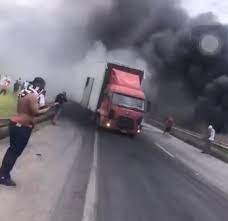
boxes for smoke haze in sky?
[1,0,228,131]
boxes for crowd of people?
[0,76,28,96]
[0,76,68,186]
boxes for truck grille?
[116,117,134,130]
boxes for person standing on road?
[202,125,215,154]
[163,116,174,135]
[52,92,68,125]
[0,77,50,186]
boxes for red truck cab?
[96,63,146,136]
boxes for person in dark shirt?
[163,116,174,135]
[52,92,67,125]
[13,80,20,95]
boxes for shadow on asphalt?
[62,101,95,128]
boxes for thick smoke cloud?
[0,0,113,97]
[89,0,228,132]
[0,0,150,100]
[1,0,228,131]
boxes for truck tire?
[96,114,101,129]
[129,133,136,139]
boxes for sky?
[0,0,60,9]
[0,0,227,23]
[181,0,228,23]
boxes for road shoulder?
[0,120,83,221]
[143,124,228,197]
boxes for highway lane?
[97,129,228,221]
[38,103,228,221]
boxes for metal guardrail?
[147,118,228,160]
[0,111,55,140]
[0,119,9,128]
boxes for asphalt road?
[49,104,228,221]
[6,103,228,221]
[96,129,228,221]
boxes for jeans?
[0,122,32,179]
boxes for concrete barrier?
[147,119,228,163]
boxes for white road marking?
[142,127,153,131]
[142,123,155,130]
[142,124,162,134]
[81,132,99,221]
[155,142,175,158]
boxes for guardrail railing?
[0,111,55,140]
[146,118,228,162]
[0,119,9,128]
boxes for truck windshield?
[112,93,144,111]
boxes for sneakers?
[0,176,16,187]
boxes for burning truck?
[80,63,150,136]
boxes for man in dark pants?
[202,125,215,154]
[52,92,68,125]
[0,77,50,186]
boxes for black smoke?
[1,1,228,132]
[88,0,228,132]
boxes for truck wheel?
[129,133,136,139]
[96,115,101,129]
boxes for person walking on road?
[0,77,50,186]
[163,116,174,135]
[52,92,68,125]
[202,125,215,154]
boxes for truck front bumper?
[101,118,141,135]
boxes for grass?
[0,93,17,118]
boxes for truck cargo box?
[80,62,144,112]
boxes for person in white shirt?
[22,80,29,90]
[202,125,215,154]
